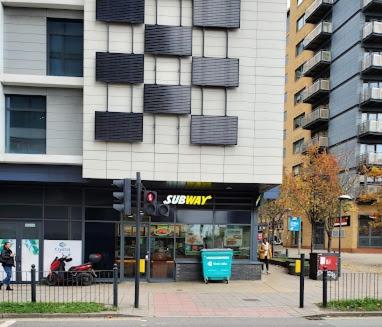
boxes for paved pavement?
[1,317,382,327]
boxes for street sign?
[288,217,301,232]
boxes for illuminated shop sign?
[163,195,213,206]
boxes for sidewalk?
[118,266,324,318]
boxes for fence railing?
[0,265,118,307]
[328,272,381,302]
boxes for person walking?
[0,242,15,291]
[259,238,272,274]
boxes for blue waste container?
[201,248,233,284]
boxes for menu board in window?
[224,228,243,247]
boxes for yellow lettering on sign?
[194,197,201,205]
[186,196,197,205]
[202,195,212,205]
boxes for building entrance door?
[0,221,41,282]
[313,222,325,250]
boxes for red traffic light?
[146,191,156,203]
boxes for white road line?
[0,321,16,327]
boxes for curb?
[0,313,144,319]
[305,311,382,319]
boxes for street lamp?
[338,194,352,277]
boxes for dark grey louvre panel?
[144,85,191,115]
[145,25,192,56]
[193,0,240,29]
[192,57,239,88]
[191,115,238,145]
[95,111,143,142]
[96,53,144,84]
[96,0,144,24]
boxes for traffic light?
[112,179,131,215]
[143,190,170,217]
[144,191,157,215]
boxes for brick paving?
[118,266,324,318]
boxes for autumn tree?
[281,147,344,252]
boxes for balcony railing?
[304,21,332,51]
[360,87,382,109]
[302,106,329,130]
[362,53,382,76]
[363,21,382,43]
[302,79,330,104]
[359,152,382,166]
[363,0,382,13]
[302,136,329,153]
[302,50,331,77]
[358,120,382,135]
[306,0,334,24]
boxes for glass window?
[70,221,82,240]
[295,64,304,80]
[176,210,213,224]
[293,113,305,129]
[45,206,69,220]
[214,225,251,259]
[293,164,302,176]
[175,224,213,258]
[5,95,46,154]
[293,138,304,154]
[296,40,304,56]
[296,15,305,31]
[47,18,83,77]
[44,220,69,240]
[85,207,120,221]
[45,188,82,205]
[294,88,305,104]
[0,205,42,219]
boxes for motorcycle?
[46,253,102,286]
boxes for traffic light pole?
[134,172,142,309]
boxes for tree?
[281,147,344,252]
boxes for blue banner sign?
[288,217,301,232]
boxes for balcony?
[302,51,331,78]
[302,106,329,130]
[304,21,332,51]
[305,0,334,24]
[363,21,382,45]
[360,87,382,110]
[302,79,330,104]
[358,152,382,166]
[363,0,382,13]
[362,53,382,77]
[358,120,382,144]
[302,136,329,153]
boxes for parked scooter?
[46,253,102,286]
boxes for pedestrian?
[259,238,272,274]
[0,242,15,291]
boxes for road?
[1,317,382,327]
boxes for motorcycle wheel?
[46,273,58,286]
[78,272,94,286]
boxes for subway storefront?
[0,181,262,281]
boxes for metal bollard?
[286,248,289,258]
[31,264,36,303]
[299,253,305,308]
[113,264,118,308]
[322,269,328,308]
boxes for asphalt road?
[1,317,382,327]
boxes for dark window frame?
[293,113,305,129]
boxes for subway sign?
[163,195,213,206]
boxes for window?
[296,40,304,57]
[297,0,304,6]
[286,12,290,33]
[293,138,304,154]
[293,113,305,129]
[47,18,83,77]
[292,164,302,176]
[294,88,305,104]
[284,111,287,121]
[5,95,46,154]
[295,64,304,80]
[285,73,288,84]
[284,92,288,103]
[283,129,287,140]
[296,15,305,31]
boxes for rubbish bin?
[201,248,233,284]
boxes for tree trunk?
[327,232,332,253]
[310,223,314,253]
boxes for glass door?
[149,224,175,281]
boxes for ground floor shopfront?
[0,178,264,281]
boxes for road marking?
[0,321,16,327]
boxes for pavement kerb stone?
[0,313,144,319]
[305,311,382,319]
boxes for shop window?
[85,207,120,221]
[0,205,42,219]
[214,225,251,259]
[5,95,46,154]
[85,189,114,206]
[175,224,214,258]
[176,210,213,224]
[47,18,83,77]
[0,186,43,204]
[214,211,251,224]
[71,207,83,220]
[70,221,82,240]
[45,187,82,205]
[44,206,69,219]
[44,220,69,240]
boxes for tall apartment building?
[0,0,286,281]
[284,0,382,253]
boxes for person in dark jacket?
[0,242,15,291]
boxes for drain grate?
[243,298,260,302]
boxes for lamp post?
[338,194,352,277]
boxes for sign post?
[288,217,302,255]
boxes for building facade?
[284,0,382,252]
[0,0,286,281]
